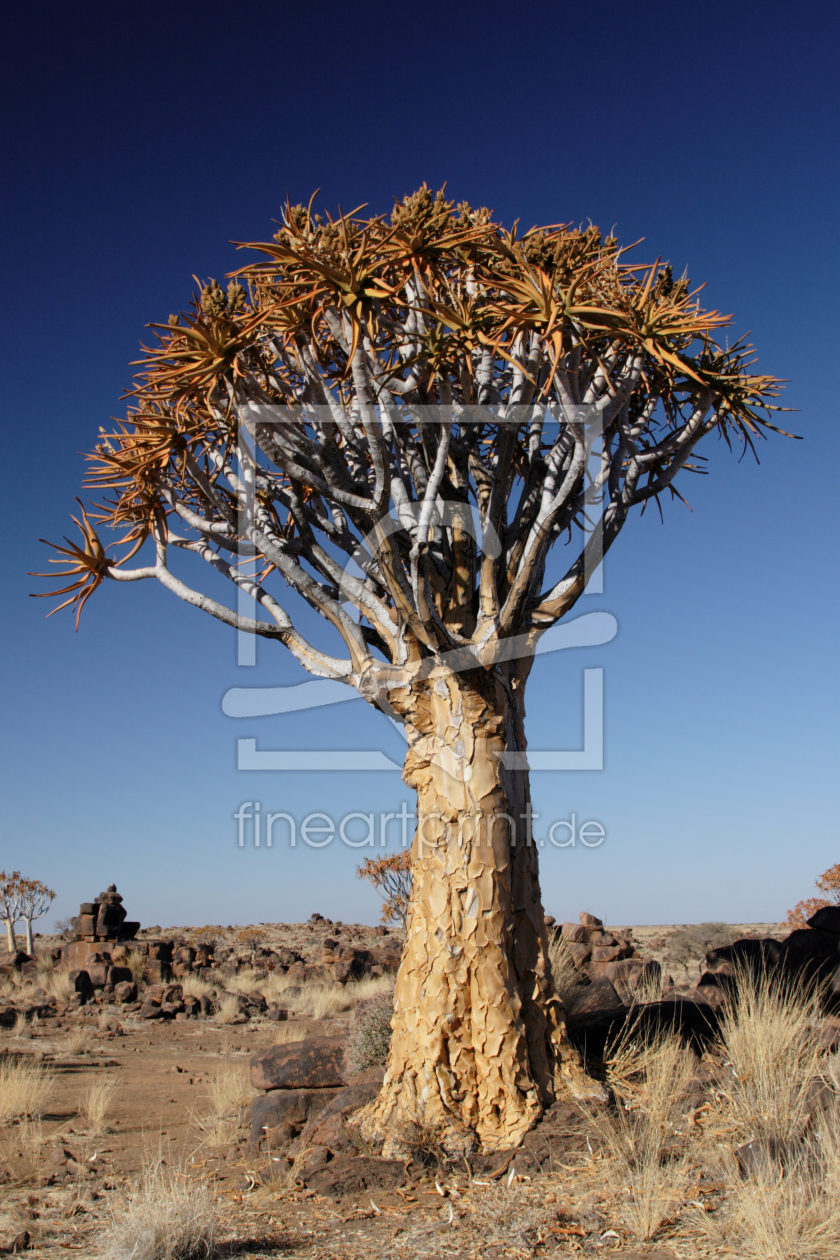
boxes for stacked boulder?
[62,885,140,971]
[554,911,658,1006]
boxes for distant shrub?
[664,922,737,977]
[344,985,394,1079]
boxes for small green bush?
[344,986,394,1078]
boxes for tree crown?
[34,186,789,705]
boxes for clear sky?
[1,0,837,933]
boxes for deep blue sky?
[2,1,837,932]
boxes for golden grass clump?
[196,1063,254,1148]
[0,1119,45,1189]
[0,1056,54,1122]
[80,1076,117,1133]
[259,971,293,1003]
[181,974,213,1000]
[45,969,72,1002]
[273,1019,326,1044]
[294,982,352,1019]
[547,933,585,1008]
[62,1025,91,1057]
[223,969,264,996]
[214,994,240,1025]
[345,973,395,1003]
[597,1023,698,1242]
[125,950,147,985]
[717,963,824,1143]
[100,1158,216,1260]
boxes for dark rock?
[808,906,840,933]
[251,1036,347,1091]
[107,965,133,987]
[68,969,93,1001]
[301,1078,385,1157]
[694,983,725,1009]
[508,1099,590,1175]
[113,981,137,1004]
[634,998,719,1048]
[561,923,589,943]
[304,1155,405,1196]
[347,1064,386,1086]
[580,912,603,929]
[250,1087,340,1147]
[0,950,32,975]
[705,937,784,976]
[568,978,624,1015]
[589,958,645,1003]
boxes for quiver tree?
[18,880,56,955]
[0,871,23,953]
[34,187,789,1153]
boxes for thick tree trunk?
[3,920,15,953]
[358,664,602,1157]
[24,920,34,955]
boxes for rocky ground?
[4,913,833,1260]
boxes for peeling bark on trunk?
[358,663,602,1156]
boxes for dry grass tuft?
[223,969,264,996]
[62,1025,90,1057]
[196,1062,254,1148]
[259,972,293,1004]
[100,1157,216,1260]
[294,983,352,1019]
[345,973,395,1003]
[80,1077,117,1133]
[717,964,824,1144]
[45,969,72,1002]
[597,1025,698,1241]
[344,986,393,1078]
[12,1011,29,1036]
[125,950,147,985]
[548,934,585,1008]
[214,994,240,1025]
[181,974,213,1000]
[0,1056,54,1121]
[272,1019,326,1044]
[0,1119,44,1188]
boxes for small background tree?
[786,864,840,929]
[0,871,23,953]
[235,926,268,962]
[17,880,56,955]
[356,852,412,929]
